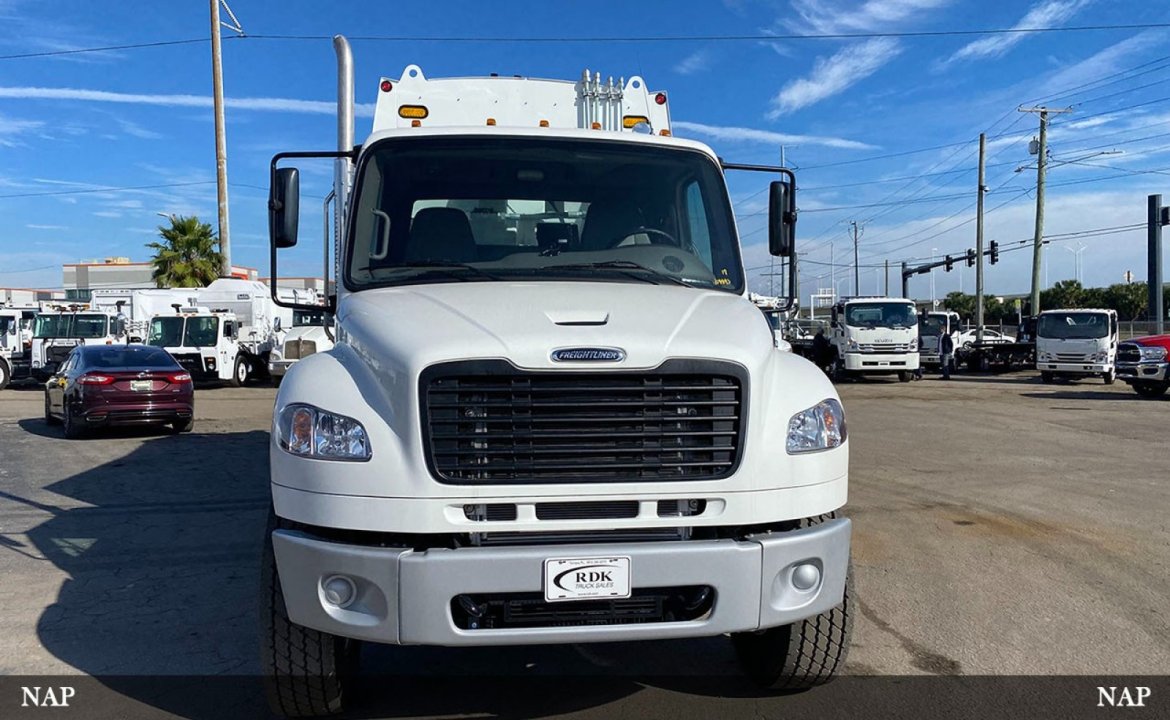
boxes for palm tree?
[146,215,223,288]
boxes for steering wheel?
[609,227,700,256]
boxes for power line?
[241,24,1170,43]
[0,38,211,61]
[1028,54,1170,106]
[0,181,216,200]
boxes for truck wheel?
[231,356,249,388]
[0,358,9,390]
[1102,369,1116,385]
[1040,372,1054,384]
[1134,381,1169,398]
[733,559,853,690]
[898,371,913,383]
[261,513,359,717]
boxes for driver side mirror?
[768,180,796,258]
[273,317,282,333]
[269,167,301,249]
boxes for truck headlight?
[1091,351,1108,362]
[270,348,283,361]
[787,398,847,454]
[1141,346,1168,361]
[277,403,371,461]
[1038,351,1053,361]
[847,339,859,351]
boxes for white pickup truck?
[259,37,852,716]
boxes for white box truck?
[1035,308,1118,384]
[260,37,852,716]
[828,296,920,382]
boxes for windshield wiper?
[541,260,693,288]
[357,261,500,281]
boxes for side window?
[223,321,233,338]
[683,180,714,269]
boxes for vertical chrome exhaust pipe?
[332,35,354,286]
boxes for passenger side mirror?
[273,317,282,332]
[269,167,301,249]
[768,180,796,258]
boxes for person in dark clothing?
[939,332,955,380]
[811,329,831,373]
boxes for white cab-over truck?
[261,37,851,716]
[829,297,919,382]
[1035,308,1118,384]
[0,306,36,389]
[918,310,960,372]
[29,306,124,381]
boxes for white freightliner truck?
[828,296,920,382]
[261,38,851,716]
[1035,308,1118,384]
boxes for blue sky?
[2,0,1169,304]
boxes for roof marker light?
[659,129,672,136]
[655,92,667,105]
[398,105,428,119]
[379,80,393,93]
[539,119,549,127]
[411,119,421,127]
[622,115,649,129]
[486,118,497,126]
[591,122,601,130]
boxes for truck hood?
[338,282,773,375]
[1124,334,1170,350]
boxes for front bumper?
[271,517,851,646]
[268,359,294,377]
[1036,361,1111,374]
[843,352,919,372]
[1116,361,1169,383]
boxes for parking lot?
[1,375,1168,717]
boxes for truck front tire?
[231,356,249,388]
[0,358,10,390]
[261,514,360,718]
[733,560,853,690]
[1102,369,1116,385]
[1133,381,1169,398]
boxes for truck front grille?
[421,359,746,485]
[283,339,316,360]
[1117,344,1142,364]
[451,585,715,629]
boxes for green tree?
[146,215,222,288]
[1041,279,1084,309]
[1103,283,1147,320]
[943,291,976,321]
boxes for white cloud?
[674,120,877,149]
[785,0,952,34]
[26,224,68,230]
[768,37,902,116]
[0,113,44,147]
[92,211,122,218]
[944,0,1092,66]
[115,117,163,140]
[0,86,378,118]
[674,50,711,75]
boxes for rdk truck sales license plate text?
[543,556,631,602]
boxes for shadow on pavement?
[17,417,188,440]
[26,428,795,719]
[1019,389,1158,402]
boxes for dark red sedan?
[44,344,195,438]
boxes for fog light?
[322,575,356,608]
[791,563,821,591]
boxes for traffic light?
[989,240,999,264]
[965,248,976,267]
[945,255,954,272]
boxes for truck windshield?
[844,303,916,329]
[293,310,327,327]
[148,317,184,347]
[33,313,108,339]
[1037,312,1110,339]
[184,316,219,347]
[920,316,945,337]
[345,137,743,292]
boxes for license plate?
[543,556,631,602]
[130,380,152,392]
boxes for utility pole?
[1019,106,1071,315]
[975,132,986,344]
[850,221,861,296]
[1149,194,1167,335]
[209,1,243,278]
[884,258,889,296]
